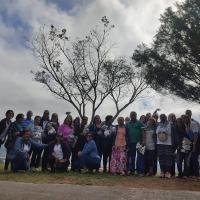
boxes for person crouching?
[75,132,100,172]
[8,130,47,172]
[48,134,71,173]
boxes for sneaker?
[30,167,36,172]
[35,168,40,172]
[165,172,171,179]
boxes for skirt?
[110,145,127,174]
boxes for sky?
[0,0,199,122]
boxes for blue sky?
[0,0,199,121]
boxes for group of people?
[0,108,199,179]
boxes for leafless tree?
[30,17,148,123]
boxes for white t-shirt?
[23,144,30,153]
[156,122,172,145]
[53,144,63,160]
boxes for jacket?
[48,141,71,161]
[7,137,46,161]
[0,118,11,143]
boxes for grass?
[0,162,200,191]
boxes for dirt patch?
[55,175,200,191]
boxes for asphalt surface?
[0,181,200,200]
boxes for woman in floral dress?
[110,117,127,175]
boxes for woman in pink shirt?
[58,115,73,144]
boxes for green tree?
[132,0,200,103]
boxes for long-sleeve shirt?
[82,139,100,159]
[125,120,143,144]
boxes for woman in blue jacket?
[75,132,100,172]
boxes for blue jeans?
[190,151,199,177]
[136,151,145,174]
[75,154,100,170]
[128,143,136,172]
[12,152,29,172]
[177,151,191,176]
[128,143,144,173]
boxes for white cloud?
[0,0,199,122]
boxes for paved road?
[0,181,200,200]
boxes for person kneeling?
[8,130,46,172]
[76,132,100,172]
[48,134,71,172]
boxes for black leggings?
[102,146,112,172]
[30,149,43,168]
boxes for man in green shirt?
[126,111,143,174]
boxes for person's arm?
[30,138,47,150]
[62,143,71,161]
[0,120,4,135]
[81,141,93,155]
[125,124,129,145]
[13,137,25,154]
[190,122,199,152]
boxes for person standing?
[30,116,44,171]
[176,117,191,178]
[144,117,157,176]
[126,111,143,175]
[184,114,199,178]
[42,113,59,171]
[0,110,14,148]
[22,111,34,130]
[71,117,82,171]
[58,115,73,144]
[168,113,178,177]
[110,117,127,175]
[101,115,116,172]
[40,110,50,130]
[71,116,88,171]
[156,114,174,178]
[89,115,103,160]
[4,113,24,171]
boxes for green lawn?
[0,164,200,191]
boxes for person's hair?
[6,110,14,116]
[93,115,101,124]
[27,110,33,114]
[22,129,31,135]
[130,111,137,115]
[160,114,167,119]
[117,117,124,124]
[16,113,24,121]
[86,132,94,138]
[34,116,41,120]
[73,117,80,125]
[148,117,156,126]
[140,115,146,121]
[64,115,73,126]
[184,115,191,122]
[51,113,58,122]
[125,117,130,121]
[82,116,88,121]
[55,133,63,142]
[105,115,113,123]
